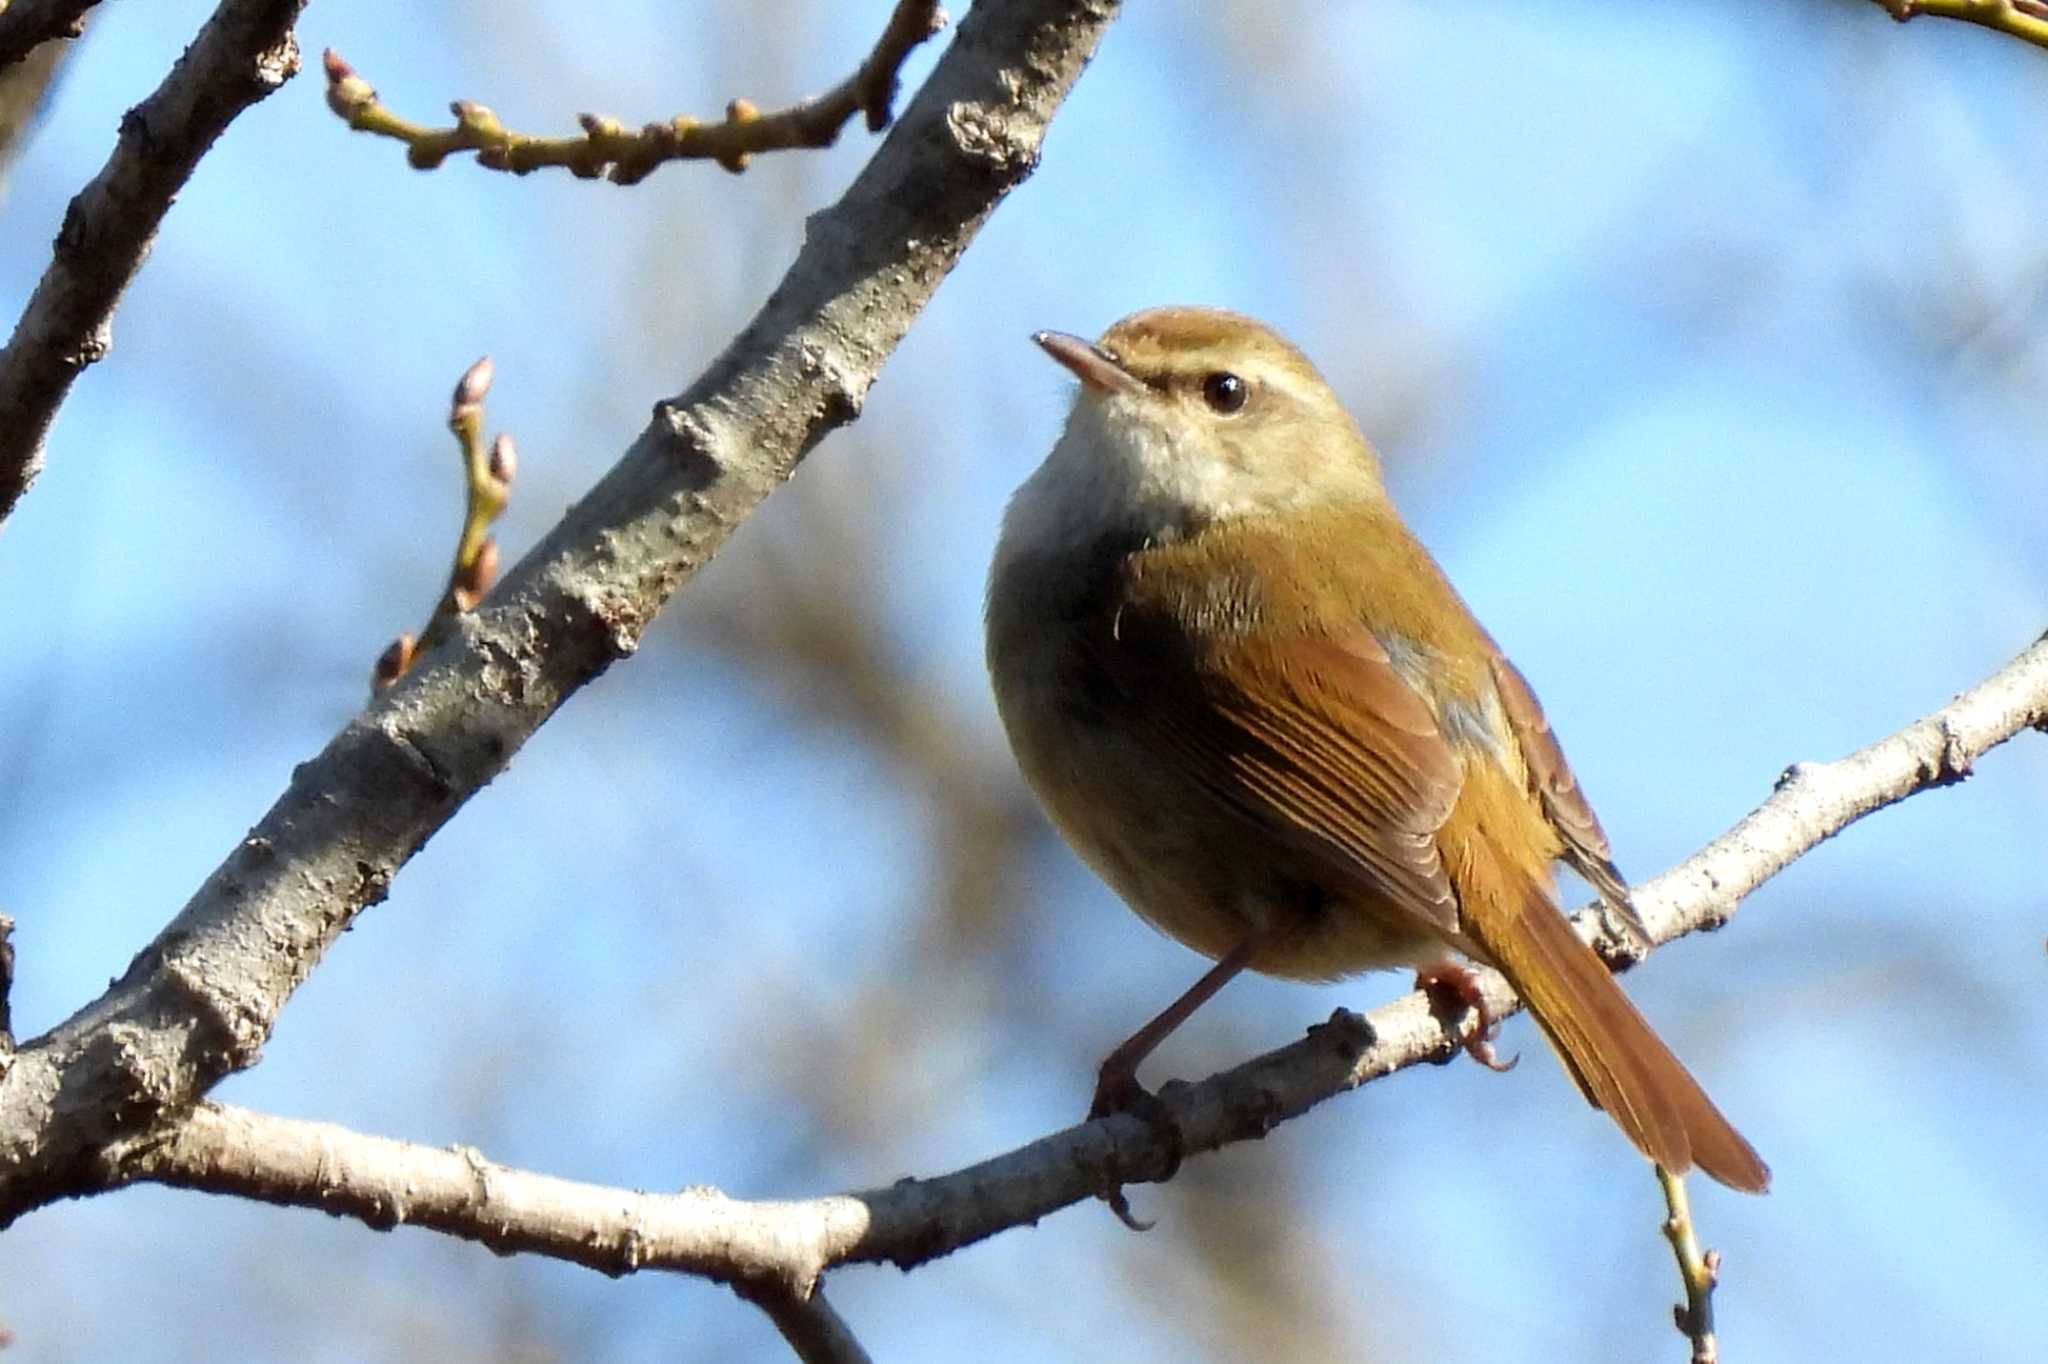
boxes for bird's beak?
[1033,330,1145,395]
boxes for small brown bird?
[985,306,1768,1192]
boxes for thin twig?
[0,0,306,530]
[735,1283,873,1364]
[1659,1166,1719,1364]
[1877,0,2048,51]
[324,0,948,184]
[373,359,516,691]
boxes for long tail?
[1464,889,1771,1194]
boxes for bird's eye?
[1200,371,1249,414]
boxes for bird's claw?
[1415,961,1519,1072]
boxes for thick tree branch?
[108,633,2048,1298]
[0,0,1121,1226]
[0,0,306,528]
[123,1103,876,1360]
[120,1103,871,1311]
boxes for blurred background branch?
[0,0,102,70]
[0,37,72,188]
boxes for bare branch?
[0,0,1122,1227]
[108,633,2048,1300]
[1659,1166,1721,1364]
[1626,628,2048,950]
[0,0,305,529]
[122,1103,870,1291]
[128,1102,885,1356]
[1877,0,2048,51]
[323,0,949,184]
[728,1284,871,1364]
[0,0,101,71]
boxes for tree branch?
[1877,0,2048,52]
[120,1102,868,1297]
[0,0,101,71]
[736,1284,872,1364]
[0,0,1122,1226]
[371,358,517,691]
[0,0,307,528]
[322,0,949,184]
[107,632,2048,1304]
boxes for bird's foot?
[1088,1057,1149,1121]
[1086,1058,1184,1231]
[1415,961,1519,1072]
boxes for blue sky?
[3,2,2045,1360]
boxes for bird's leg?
[1415,960,1519,1073]
[1091,933,1263,1119]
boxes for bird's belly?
[999,686,1441,983]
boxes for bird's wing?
[1098,609,1466,938]
[1484,652,1645,938]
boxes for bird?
[984,305,1768,1193]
